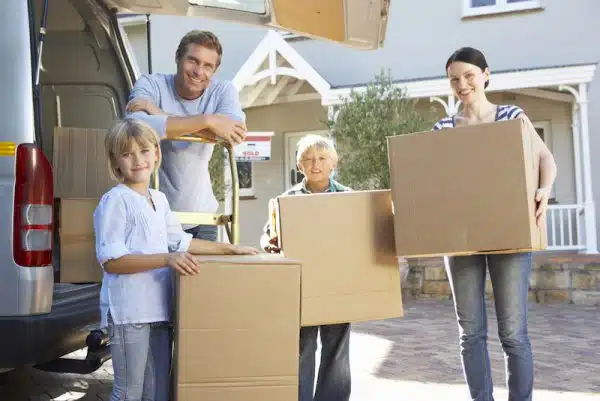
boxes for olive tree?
[328,70,435,190]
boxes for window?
[463,0,542,17]
[236,161,254,197]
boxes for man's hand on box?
[207,114,246,146]
[126,98,165,115]
[535,187,551,227]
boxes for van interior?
[34,0,130,281]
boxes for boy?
[260,134,351,401]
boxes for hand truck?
[151,134,240,244]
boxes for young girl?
[433,47,557,401]
[93,118,258,401]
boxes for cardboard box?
[58,198,102,283]
[53,127,114,198]
[276,189,403,326]
[174,254,301,401]
[387,118,547,258]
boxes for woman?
[433,47,557,401]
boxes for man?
[126,30,246,241]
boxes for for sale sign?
[234,132,274,161]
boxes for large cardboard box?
[387,118,547,258]
[58,198,102,283]
[174,254,301,401]
[53,127,113,198]
[275,189,403,326]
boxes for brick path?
[1,300,598,401]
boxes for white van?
[0,0,389,372]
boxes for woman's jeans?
[445,253,533,401]
[108,313,172,401]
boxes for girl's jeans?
[107,313,172,401]
[445,253,534,401]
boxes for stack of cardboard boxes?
[52,117,546,401]
[53,127,112,283]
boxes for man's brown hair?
[175,30,223,67]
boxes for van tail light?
[13,144,53,267]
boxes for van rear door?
[102,0,390,50]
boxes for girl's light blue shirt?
[93,184,193,328]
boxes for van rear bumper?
[0,283,101,369]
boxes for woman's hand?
[168,252,201,275]
[535,187,551,227]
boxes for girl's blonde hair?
[105,118,162,182]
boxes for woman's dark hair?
[445,47,490,88]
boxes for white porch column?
[429,96,450,115]
[560,83,597,253]
[571,104,583,205]
[578,83,598,253]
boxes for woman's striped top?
[432,104,524,131]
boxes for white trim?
[323,64,597,106]
[462,0,543,18]
[233,30,330,98]
[509,88,573,103]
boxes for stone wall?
[402,256,600,306]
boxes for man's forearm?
[165,115,213,140]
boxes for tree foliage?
[328,70,435,190]
[209,143,226,202]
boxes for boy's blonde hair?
[296,134,338,165]
[105,118,162,182]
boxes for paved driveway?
[1,300,598,400]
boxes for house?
[118,1,600,260]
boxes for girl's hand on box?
[228,245,260,255]
[168,252,201,275]
[535,187,551,227]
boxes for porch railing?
[546,204,585,251]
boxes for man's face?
[177,44,220,98]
